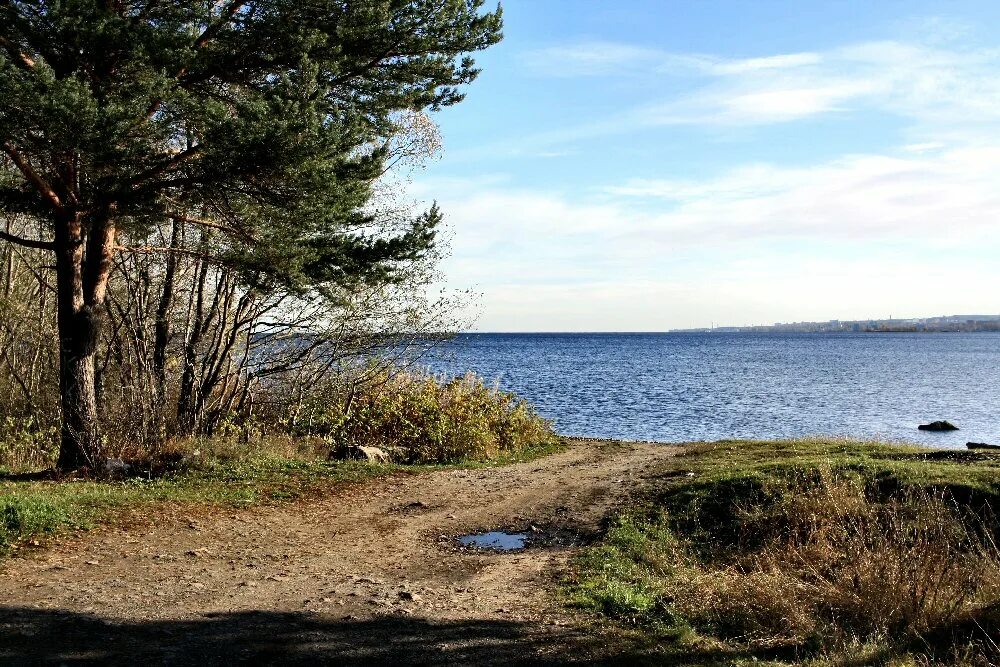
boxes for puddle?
[458,531,529,551]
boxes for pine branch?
[1,142,63,212]
[0,35,35,69]
[167,211,254,241]
[144,1,247,119]
[128,145,201,186]
[196,1,247,49]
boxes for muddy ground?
[0,439,681,665]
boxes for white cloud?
[464,258,1000,331]
[521,41,822,79]
[518,41,676,77]
[608,145,1000,244]
[434,144,1000,254]
[709,52,823,75]
[509,38,1000,142]
[420,140,1000,329]
[720,82,876,122]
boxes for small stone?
[84,560,99,566]
[398,591,422,602]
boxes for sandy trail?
[0,439,679,665]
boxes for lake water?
[424,332,1000,449]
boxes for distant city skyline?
[409,0,1000,332]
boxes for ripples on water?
[424,333,1000,449]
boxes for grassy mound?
[569,439,1000,666]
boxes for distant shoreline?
[456,329,1000,335]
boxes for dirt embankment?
[0,439,680,665]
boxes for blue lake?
[424,332,1000,449]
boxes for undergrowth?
[0,370,561,559]
[298,371,557,464]
[569,439,1000,666]
[0,371,558,472]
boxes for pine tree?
[0,0,502,470]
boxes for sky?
[409,0,1000,332]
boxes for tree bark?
[54,210,116,471]
[177,251,210,434]
[153,217,180,394]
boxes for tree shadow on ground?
[0,605,780,666]
[0,606,605,666]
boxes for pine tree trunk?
[54,210,115,471]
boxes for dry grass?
[301,371,557,464]
[681,476,1000,647]
[0,416,58,472]
[570,440,1000,666]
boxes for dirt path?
[0,439,680,665]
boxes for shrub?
[300,371,556,463]
[0,417,58,472]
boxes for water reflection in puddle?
[458,531,529,551]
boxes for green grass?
[568,438,1000,666]
[0,438,565,558]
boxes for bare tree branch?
[115,244,218,263]
[0,227,55,251]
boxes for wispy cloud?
[420,141,1000,327]
[419,142,1000,290]
[519,41,671,76]
[508,38,1000,146]
[709,52,822,75]
[520,41,820,78]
